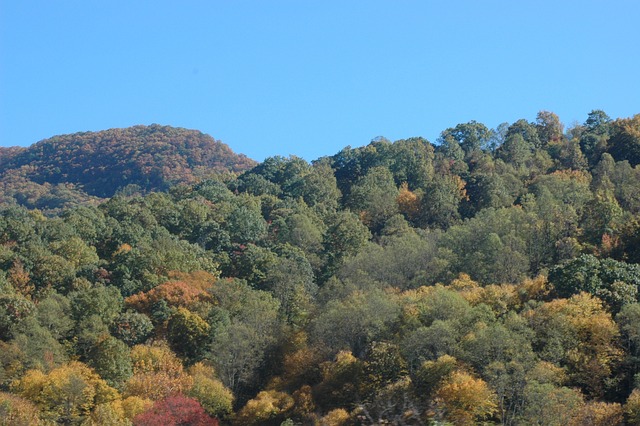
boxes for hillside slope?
[0,125,256,206]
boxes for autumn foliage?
[2,110,640,424]
[133,394,218,426]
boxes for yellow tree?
[0,392,43,426]
[11,361,119,424]
[234,390,294,425]
[124,343,193,401]
[187,363,234,419]
[433,370,497,425]
[525,292,622,397]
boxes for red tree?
[133,394,219,426]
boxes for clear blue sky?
[2,1,639,161]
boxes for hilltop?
[0,125,255,208]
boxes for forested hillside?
[0,125,256,210]
[2,111,640,425]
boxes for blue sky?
[1,1,639,161]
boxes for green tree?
[208,280,280,393]
[505,119,542,149]
[387,137,434,189]
[88,335,133,388]
[608,114,640,166]
[227,203,268,245]
[347,166,398,232]
[497,133,532,169]
[419,173,467,228]
[263,247,316,328]
[549,254,640,311]
[167,308,212,362]
[292,160,341,216]
[311,289,399,356]
[518,382,584,426]
[579,110,611,166]
[34,292,73,341]
[321,211,370,281]
[111,311,154,346]
[440,120,492,157]
[69,284,123,326]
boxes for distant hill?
[0,125,256,205]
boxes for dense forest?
[0,125,256,209]
[2,111,640,425]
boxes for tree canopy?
[2,110,640,424]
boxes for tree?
[69,284,123,325]
[412,354,457,398]
[526,293,622,397]
[505,119,542,149]
[111,311,154,346]
[440,207,533,284]
[187,363,234,419]
[312,289,399,356]
[207,280,280,393]
[338,229,449,290]
[497,133,532,169]
[518,382,584,425]
[401,322,458,373]
[227,203,267,244]
[576,401,623,426]
[347,166,399,232]
[580,110,612,166]
[582,189,624,246]
[88,335,133,388]
[361,341,408,398]
[0,392,43,426]
[433,370,498,425]
[358,377,423,425]
[608,114,640,166]
[30,254,76,293]
[83,400,131,426]
[293,161,341,216]
[133,394,218,426]
[167,308,211,361]
[313,351,364,411]
[436,134,466,169]
[12,361,119,424]
[0,292,35,340]
[461,317,535,374]
[273,212,324,272]
[234,390,294,426]
[34,292,73,341]
[616,303,640,392]
[318,409,350,426]
[419,173,467,229]
[48,236,99,270]
[321,211,370,281]
[388,137,434,189]
[125,344,193,401]
[440,120,492,157]
[125,273,216,314]
[10,316,68,371]
[549,254,640,311]
[262,248,317,328]
[625,389,640,425]
[536,110,564,146]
